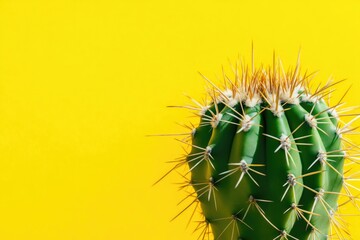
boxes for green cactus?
[159,55,359,240]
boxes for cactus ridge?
[158,55,360,240]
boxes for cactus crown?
[157,53,359,240]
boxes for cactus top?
[199,61,334,119]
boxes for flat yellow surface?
[0,0,359,239]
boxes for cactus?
[158,53,360,240]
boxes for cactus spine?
[161,55,359,240]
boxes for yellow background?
[0,0,359,239]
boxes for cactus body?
[176,59,357,240]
